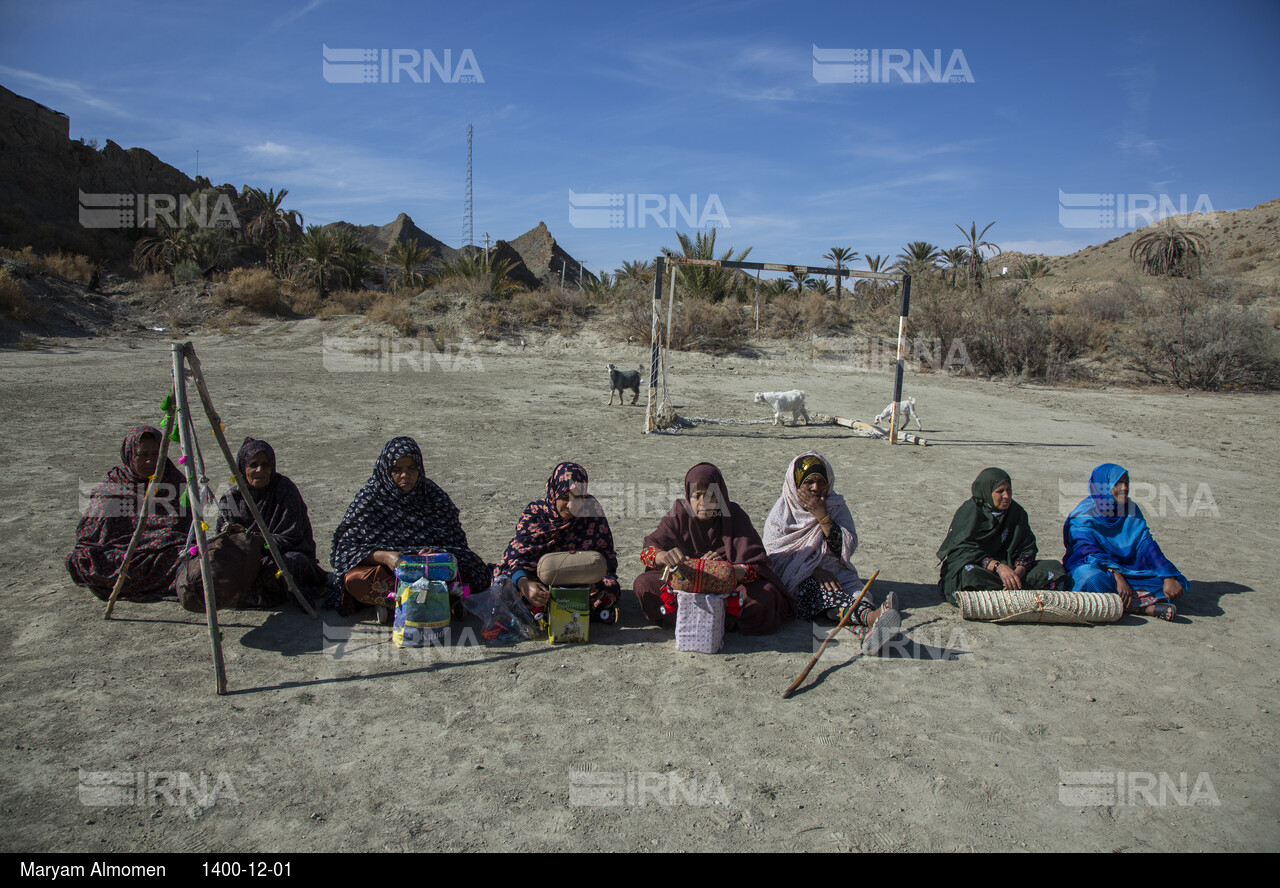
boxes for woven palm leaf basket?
[955,589,1124,625]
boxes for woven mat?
[955,589,1124,625]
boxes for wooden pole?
[782,570,878,699]
[181,344,318,618]
[104,390,177,619]
[889,276,911,445]
[172,344,229,695]
[645,257,665,434]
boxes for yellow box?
[548,586,590,644]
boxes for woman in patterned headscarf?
[67,425,191,601]
[937,466,1065,604]
[1063,463,1186,620]
[635,462,794,636]
[215,437,327,607]
[764,451,897,628]
[329,437,489,616]
[493,462,621,623]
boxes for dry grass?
[764,292,851,337]
[366,294,417,337]
[511,288,594,334]
[0,247,95,283]
[0,268,44,321]
[223,268,284,313]
[139,272,171,293]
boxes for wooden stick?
[782,570,879,699]
[172,345,229,695]
[182,344,318,618]
[104,389,177,619]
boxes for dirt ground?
[1,320,1276,853]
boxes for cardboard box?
[548,586,590,644]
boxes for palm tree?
[856,253,893,305]
[438,252,522,300]
[1129,222,1208,278]
[132,224,195,274]
[810,279,833,297]
[616,259,655,283]
[895,241,942,277]
[791,271,815,295]
[244,187,303,274]
[762,277,794,298]
[823,247,859,299]
[298,225,341,299]
[661,229,752,302]
[385,238,434,292]
[940,246,970,288]
[1014,258,1052,279]
[955,221,1001,290]
[330,228,375,290]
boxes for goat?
[873,397,923,430]
[607,364,641,405]
[754,390,809,426]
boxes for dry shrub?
[1074,281,1136,322]
[765,292,850,338]
[512,288,593,333]
[139,272,171,293]
[666,300,750,353]
[214,307,255,331]
[367,294,417,337]
[225,268,283,313]
[287,288,322,316]
[0,247,94,283]
[0,268,43,320]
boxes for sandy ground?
[0,320,1276,853]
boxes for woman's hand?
[1163,576,1184,601]
[995,562,1022,590]
[1113,572,1134,608]
[797,486,828,521]
[811,567,841,596]
[374,550,402,570]
[517,576,551,607]
[655,547,688,568]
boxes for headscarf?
[936,468,1037,594]
[643,463,786,592]
[493,462,619,588]
[1063,463,1184,583]
[216,437,317,562]
[764,451,858,593]
[329,437,488,589]
[67,426,191,595]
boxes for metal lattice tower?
[462,124,474,248]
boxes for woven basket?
[955,589,1124,625]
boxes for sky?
[2,0,1279,279]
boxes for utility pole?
[462,124,474,248]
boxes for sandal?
[861,598,902,657]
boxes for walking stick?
[182,344,317,618]
[104,389,177,619]
[172,344,229,694]
[781,570,878,699]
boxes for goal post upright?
[645,256,665,434]
[889,273,912,445]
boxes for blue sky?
[3,0,1278,277]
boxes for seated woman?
[937,467,1065,604]
[493,462,621,624]
[329,437,489,617]
[764,452,897,628]
[67,425,191,601]
[1063,463,1187,620]
[215,437,327,607]
[635,462,793,636]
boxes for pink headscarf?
[763,451,859,594]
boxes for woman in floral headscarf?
[494,462,621,624]
[67,425,190,601]
[764,451,897,629]
[1063,463,1187,620]
[215,437,327,607]
[329,437,489,617]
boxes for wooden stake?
[104,389,177,620]
[172,344,229,695]
[782,570,878,699]
[181,344,317,618]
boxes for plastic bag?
[461,575,538,645]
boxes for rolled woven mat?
[955,589,1124,625]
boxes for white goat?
[873,397,923,430]
[754,390,809,426]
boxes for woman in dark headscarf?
[937,467,1065,604]
[635,462,794,636]
[215,437,327,607]
[67,425,191,601]
[493,462,621,623]
[1063,463,1186,620]
[329,437,489,616]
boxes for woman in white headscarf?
[764,451,896,629]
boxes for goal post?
[644,256,908,438]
